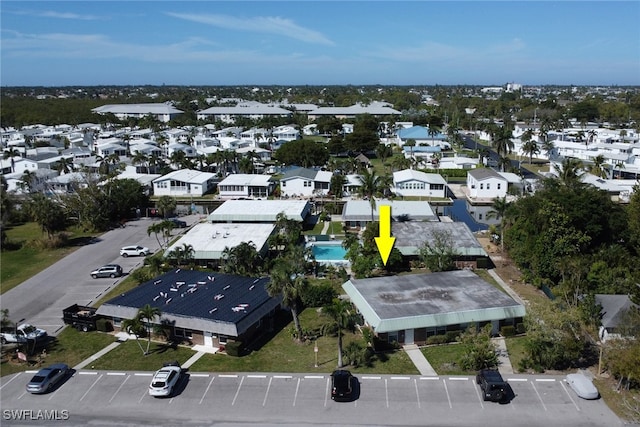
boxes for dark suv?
[476,369,508,402]
[331,369,354,401]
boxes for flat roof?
[96,270,281,337]
[393,222,488,256]
[342,270,525,333]
[208,200,311,222]
[218,174,272,187]
[164,222,274,260]
[342,200,437,222]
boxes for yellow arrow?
[374,205,395,266]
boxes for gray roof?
[468,168,504,181]
[342,200,437,223]
[207,200,311,223]
[595,294,639,329]
[96,270,282,337]
[342,270,525,333]
[280,167,318,181]
[92,103,183,115]
[393,222,488,256]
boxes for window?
[282,181,286,187]
[480,183,484,190]
[487,183,490,190]
[497,183,501,189]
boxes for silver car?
[90,264,123,278]
[26,363,70,394]
[566,373,599,400]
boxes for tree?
[457,324,499,371]
[266,256,307,342]
[330,174,347,198]
[132,151,149,174]
[156,196,177,218]
[589,154,608,179]
[418,229,459,272]
[121,317,147,355]
[54,156,74,174]
[486,197,511,252]
[521,133,540,165]
[322,298,358,368]
[137,304,162,355]
[273,139,329,168]
[166,243,195,268]
[375,144,393,165]
[493,127,514,171]
[554,158,584,188]
[221,241,261,276]
[357,168,382,221]
[25,193,66,238]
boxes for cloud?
[165,12,334,46]
[9,9,101,20]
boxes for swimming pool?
[311,242,349,264]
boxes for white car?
[566,373,599,400]
[120,245,150,257]
[149,364,181,397]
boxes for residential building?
[279,167,332,198]
[392,169,448,198]
[152,169,217,197]
[217,174,273,199]
[207,199,311,223]
[596,294,639,342]
[342,200,437,227]
[466,168,508,200]
[342,270,526,345]
[92,103,184,123]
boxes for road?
[0,370,623,427]
[0,216,196,336]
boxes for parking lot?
[1,370,623,426]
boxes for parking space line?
[324,378,330,407]
[248,374,266,378]
[304,375,324,379]
[135,373,153,377]
[449,377,469,381]
[442,379,452,409]
[219,374,238,378]
[191,374,209,378]
[109,374,130,403]
[414,379,421,409]
[472,380,484,409]
[262,377,272,407]
[0,372,22,390]
[560,380,580,411]
[507,378,528,382]
[420,377,440,380]
[292,377,301,406]
[385,379,389,408]
[79,371,98,375]
[530,381,548,411]
[25,370,38,374]
[362,376,381,380]
[106,372,126,376]
[17,390,27,400]
[274,375,292,379]
[138,388,148,403]
[536,378,556,382]
[391,376,410,380]
[199,377,215,405]
[79,373,103,402]
[231,376,244,406]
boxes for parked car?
[1,323,48,344]
[476,369,508,402]
[566,373,599,400]
[120,245,150,257]
[148,362,182,397]
[330,369,354,401]
[167,218,187,228]
[90,264,123,279]
[26,363,70,394]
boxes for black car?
[331,369,354,401]
[167,218,187,228]
[476,369,508,402]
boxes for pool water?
[312,244,347,261]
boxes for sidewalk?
[493,337,514,374]
[73,341,122,370]
[403,344,437,376]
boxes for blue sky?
[1,1,639,86]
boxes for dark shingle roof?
[280,167,317,181]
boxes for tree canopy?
[273,139,329,168]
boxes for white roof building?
[217,174,273,200]
[92,103,184,123]
[152,169,217,197]
[208,199,311,223]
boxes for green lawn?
[0,328,116,377]
[89,340,195,371]
[421,343,472,375]
[504,335,527,373]
[1,223,99,294]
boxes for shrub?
[445,330,461,342]
[224,340,243,357]
[501,325,516,337]
[301,283,338,308]
[426,335,449,345]
[95,318,113,332]
[515,323,525,334]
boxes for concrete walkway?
[73,341,122,370]
[493,337,514,374]
[182,351,206,369]
[320,220,330,235]
[403,344,437,376]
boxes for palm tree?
[554,158,584,188]
[486,197,511,252]
[589,155,608,179]
[521,139,540,164]
[376,144,393,165]
[19,170,36,193]
[266,258,306,342]
[138,304,162,355]
[3,148,22,173]
[322,299,357,368]
[131,151,149,174]
[143,256,164,277]
[121,317,146,355]
[493,128,514,171]
[55,156,74,174]
[357,168,381,221]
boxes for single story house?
[393,221,489,268]
[217,174,274,199]
[152,169,217,197]
[342,270,526,345]
[392,169,448,198]
[466,168,509,200]
[96,270,282,349]
[279,167,332,198]
[307,101,401,120]
[92,103,184,123]
[342,200,437,227]
[208,199,311,223]
[596,294,639,342]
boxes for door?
[204,331,213,347]
[404,329,414,345]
